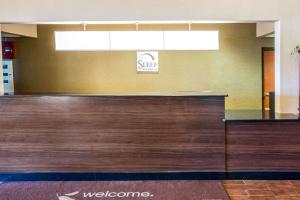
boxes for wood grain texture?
[0,96,225,172]
[226,121,300,171]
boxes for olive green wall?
[14,24,274,110]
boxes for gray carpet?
[0,181,229,200]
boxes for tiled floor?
[224,180,300,200]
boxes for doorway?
[262,47,275,113]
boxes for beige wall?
[14,24,273,110]
[257,22,274,37]
[0,0,283,22]
[0,0,299,113]
[1,24,37,38]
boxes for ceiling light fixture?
[54,22,219,51]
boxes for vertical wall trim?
[274,21,281,113]
[0,25,4,95]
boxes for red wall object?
[2,41,16,59]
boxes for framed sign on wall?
[136,51,159,73]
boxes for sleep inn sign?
[137,51,159,73]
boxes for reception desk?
[225,110,300,172]
[0,93,227,172]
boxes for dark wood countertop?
[0,92,226,172]
[0,92,228,97]
[225,110,299,122]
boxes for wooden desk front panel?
[226,121,300,171]
[0,96,225,172]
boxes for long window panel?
[55,31,219,51]
[164,31,219,50]
[55,31,110,51]
[110,31,164,50]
